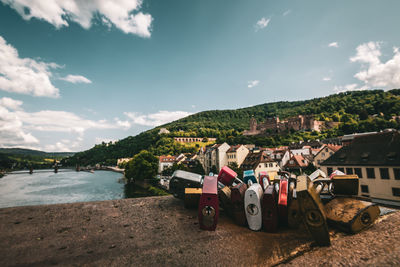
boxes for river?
[0,169,151,208]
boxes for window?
[366,168,375,179]
[327,167,333,176]
[354,168,363,178]
[392,188,400,197]
[361,185,369,193]
[394,168,400,180]
[325,148,329,152]
[269,163,273,167]
[317,160,321,164]
[329,152,333,156]
[346,168,353,175]
[338,167,345,172]
[322,152,325,157]
[380,168,390,179]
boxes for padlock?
[287,189,302,229]
[278,177,289,225]
[259,171,270,190]
[218,166,242,186]
[169,170,203,199]
[324,197,380,234]
[244,183,263,231]
[243,170,258,185]
[198,176,219,231]
[218,185,233,217]
[262,184,279,232]
[231,183,248,226]
[296,175,330,246]
[184,188,202,209]
[331,175,359,196]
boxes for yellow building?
[226,145,249,167]
[321,131,400,206]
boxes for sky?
[0,0,400,152]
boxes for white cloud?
[60,74,92,84]
[0,36,61,97]
[333,41,400,93]
[0,97,130,149]
[114,118,131,129]
[333,83,365,93]
[1,0,153,38]
[0,104,39,146]
[0,97,23,110]
[254,17,270,31]
[328,42,339,48]
[45,140,74,152]
[95,137,116,144]
[322,77,331,81]
[124,110,193,127]
[247,80,259,88]
[17,110,124,134]
[283,10,291,16]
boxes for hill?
[0,148,75,158]
[63,89,400,166]
[0,148,75,171]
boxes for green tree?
[210,165,218,175]
[228,162,243,179]
[125,150,158,183]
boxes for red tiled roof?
[285,154,309,168]
[326,144,342,152]
[159,155,176,162]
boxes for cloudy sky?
[0,0,400,152]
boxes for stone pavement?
[0,196,398,266]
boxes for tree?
[210,165,218,175]
[125,150,158,183]
[228,162,243,179]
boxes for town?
[138,128,400,207]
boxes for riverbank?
[0,196,399,266]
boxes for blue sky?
[0,0,400,152]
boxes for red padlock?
[259,171,270,191]
[278,177,289,225]
[198,176,219,231]
[218,166,238,186]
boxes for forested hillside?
[0,148,74,171]
[63,89,400,166]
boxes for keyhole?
[361,212,371,225]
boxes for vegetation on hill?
[62,89,400,167]
[0,148,75,171]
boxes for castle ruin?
[243,115,338,136]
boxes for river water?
[0,169,149,209]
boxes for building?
[174,137,217,143]
[313,144,342,168]
[243,115,338,136]
[320,130,400,206]
[270,147,290,168]
[284,154,311,172]
[241,151,280,180]
[158,155,177,174]
[226,145,249,167]
[158,128,170,135]
[198,142,230,173]
[341,132,377,146]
